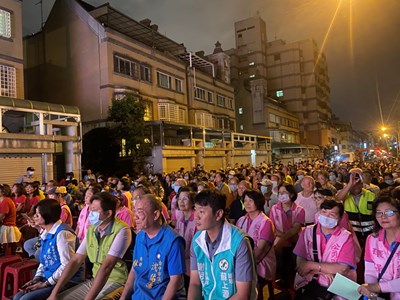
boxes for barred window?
[0,10,11,38]
[0,65,16,97]
[113,55,138,79]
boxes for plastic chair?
[1,259,39,300]
[0,255,22,297]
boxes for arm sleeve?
[259,219,275,243]
[235,237,255,282]
[167,237,186,276]
[47,230,76,285]
[108,227,132,258]
[76,235,87,255]
[294,208,305,225]
[293,229,307,258]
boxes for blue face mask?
[229,184,237,192]
[385,179,394,185]
[88,211,102,226]
[173,185,180,193]
[260,185,268,194]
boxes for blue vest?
[132,224,186,300]
[192,221,246,299]
[40,222,75,280]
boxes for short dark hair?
[372,196,400,233]
[90,192,117,218]
[314,188,333,197]
[320,199,344,218]
[119,177,131,191]
[195,188,226,214]
[36,199,61,224]
[243,189,265,211]
[278,182,297,202]
[0,184,11,197]
[216,171,226,181]
[12,183,25,197]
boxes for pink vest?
[365,230,400,299]
[237,212,276,280]
[270,202,304,247]
[175,210,196,276]
[295,225,357,296]
[76,204,91,241]
[116,206,135,228]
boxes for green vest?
[86,219,128,284]
[343,188,375,237]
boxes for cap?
[27,167,35,171]
[228,170,236,176]
[55,186,67,194]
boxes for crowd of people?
[1,159,400,299]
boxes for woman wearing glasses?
[358,196,400,299]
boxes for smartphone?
[21,213,34,223]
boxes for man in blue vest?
[188,189,257,300]
[120,194,186,300]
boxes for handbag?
[295,225,334,300]
[376,242,400,300]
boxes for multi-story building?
[229,15,300,148]
[0,0,24,99]
[24,0,270,172]
[0,0,81,184]
[267,38,332,146]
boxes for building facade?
[0,0,24,99]
[24,0,271,172]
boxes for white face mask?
[260,186,268,194]
[297,174,304,180]
[28,171,34,176]
[278,194,290,203]
[318,214,338,229]
[229,184,237,192]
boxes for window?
[0,10,11,38]
[195,112,213,128]
[216,94,225,107]
[274,54,281,61]
[195,87,206,101]
[238,107,243,115]
[207,91,213,103]
[157,72,172,89]
[0,65,16,97]
[175,78,182,92]
[143,101,153,121]
[158,102,180,122]
[276,90,283,97]
[113,55,138,79]
[140,64,151,82]
[178,108,186,123]
[227,98,233,109]
[240,124,244,131]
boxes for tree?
[108,94,149,175]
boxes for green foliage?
[108,94,149,174]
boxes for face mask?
[184,176,189,180]
[229,184,237,192]
[28,171,34,176]
[297,175,304,180]
[318,214,338,228]
[88,211,103,226]
[278,194,290,203]
[385,179,393,185]
[228,175,233,179]
[209,176,214,181]
[329,175,336,181]
[173,185,180,193]
[260,186,268,194]
[272,181,278,188]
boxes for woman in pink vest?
[358,196,400,299]
[294,199,357,300]
[269,182,305,289]
[174,186,196,293]
[237,189,276,300]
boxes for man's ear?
[154,209,161,221]
[215,209,225,222]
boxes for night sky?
[22,0,400,132]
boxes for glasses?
[375,210,399,218]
